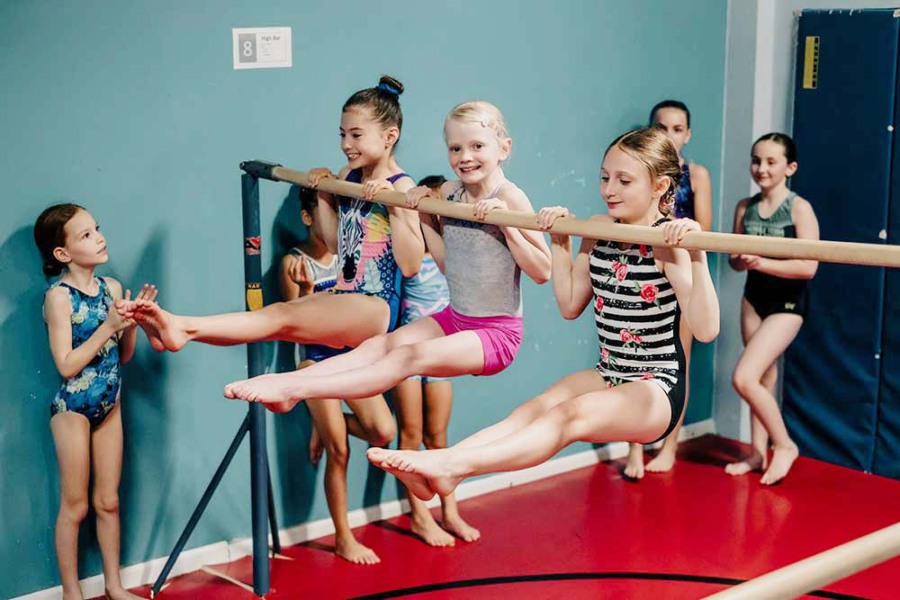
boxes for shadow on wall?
[116,228,174,567]
[0,225,65,593]
[267,185,319,525]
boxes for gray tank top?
[441,183,522,317]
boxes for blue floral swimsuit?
[49,277,120,427]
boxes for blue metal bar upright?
[150,415,250,597]
[149,170,281,598]
[241,173,270,596]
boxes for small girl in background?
[279,186,338,298]
[395,175,479,547]
[650,100,712,229]
[278,185,339,363]
[34,204,154,600]
[728,132,818,485]
[223,100,551,413]
[625,99,714,478]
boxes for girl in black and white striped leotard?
[590,221,686,441]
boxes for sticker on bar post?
[246,283,264,311]
[244,236,261,256]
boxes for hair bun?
[43,261,62,277]
[376,75,404,98]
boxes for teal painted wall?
[0,1,727,595]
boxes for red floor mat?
[124,435,900,599]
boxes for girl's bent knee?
[732,371,757,397]
[324,442,350,465]
[556,400,584,423]
[370,422,397,448]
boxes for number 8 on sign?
[238,33,256,63]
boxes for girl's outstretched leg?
[225,328,483,408]
[370,381,671,500]
[129,293,390,352]
[237,317,447,410]
[449,369,607,451]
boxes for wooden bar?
[267,165,900,268]
[704,522,900,600]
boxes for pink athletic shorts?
[430,305,523,376]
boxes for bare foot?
[105,587,146,600]
[410,512,455,547]
[623,443,645,480]
[725,449,766,476]
[367,448,461,500]
[335,536,381,565]
[132,301,189,352]
[760,444,799,485]
[309,426,323,464]
[223,372,303,413]
[136,320,166,352]
[645,447,677,473]
[442,514,481,542]
[368,449,436,500]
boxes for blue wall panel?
[785,9,899,472]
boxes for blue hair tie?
[377,82,400,96]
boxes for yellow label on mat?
[803,36,819,89]
[246,284,264,311]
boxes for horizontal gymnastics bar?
[703,521,900,600]
[240,161,900,268]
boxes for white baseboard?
[12,541,230,600]
[15,419,715,599]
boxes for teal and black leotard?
[741,192,807,318]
